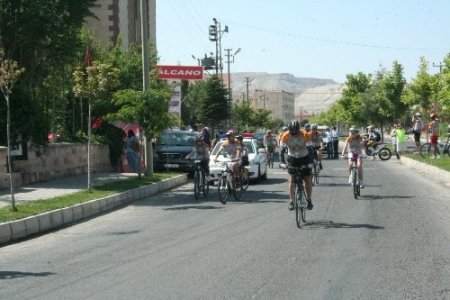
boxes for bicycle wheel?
[217,175,229,204]
[194,171,201,200]
[313,163,319,185]
[241,168,250,191]
[378,148,392,160]
[352,169,358,199]
[202,174,209,197]
[295,184,304,228]
[420,143,432,158]
[233,175,243,201]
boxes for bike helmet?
[288,120,300,134]
[235,135,243,140]
[349,127,358,133]
[282,126,288,131]
[311,124,318,130]
[225,129,234,136]
[430,113,437,119]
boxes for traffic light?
[209,25,217,41]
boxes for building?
[84,0,156,49]
[250,90,295,121]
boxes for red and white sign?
[156,65,204,80]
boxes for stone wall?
[0,143,113,189]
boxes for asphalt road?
[1,158,450,299]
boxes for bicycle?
[193,159,209,200]
[217,160,243,204]
[239,165,250,191]
[281,164,308,228]
[420,133,450,158]
[312,155,320,186]
[365,143,392,160]
[348,153,361,199]
[266,147,274,168]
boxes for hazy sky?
[156,0,450,83]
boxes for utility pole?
[209,18,228,79]
[225,48,241,125]
[140,0,152,176]
[432,62,443,114]
[244,77,254,102]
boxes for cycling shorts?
[287,155,313,176]
[266,144,275,153]
[430,135,439,145]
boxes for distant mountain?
[230,72,339,94]
[229,72,344,114]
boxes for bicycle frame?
[350,154,361,199]
[193,159,208,199]
[292,168,307,228]
[217,160,242,203]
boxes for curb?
[0,174,187,246]
[398,155,450,186]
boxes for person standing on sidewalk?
[429,113,441,159]
[390,124,399,159]
[125,129,141,176]
[412,113,423,154]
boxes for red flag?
[85,46,92,66]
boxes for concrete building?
[250,90,295,121]
[84,0,156,49]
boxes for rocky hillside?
[229,72,345,114]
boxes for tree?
[199,75,229,128]
[233,101,254,132]
[0,50,25,211]
[108,87,175,176]
[73,62,120,188]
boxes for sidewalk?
[0,172,139,208]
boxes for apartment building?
[84,0,156,49]
[251,90,295,121]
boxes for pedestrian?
[429,113,441,159]
[201,126,211,149]
[390,123,398,159]
[411,113,423,154]
[125,129,141,177]
[331,126,339,158]
[396,124,406,159]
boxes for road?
[1,158,450,299]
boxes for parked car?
[153,130,198,173]
[209,137,268,182]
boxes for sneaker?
[319,163,323,170]
[360,180,364,188]
[307,200,313,210]
[288,201,295,211]
[436,155,441,159]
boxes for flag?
[85,46,92,66]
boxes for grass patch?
[0,172,178,223]
[402,152,450,172]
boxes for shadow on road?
[302,220,385,230]
[0,271,56,280]
[357,194,413,200]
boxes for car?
[209,137,268,182]
[153,130,198,173]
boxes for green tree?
[108,86,175,176]
[233,101,254,132]
[199,75,229,129]
[0,50,25,210]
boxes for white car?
[209,138,268,182]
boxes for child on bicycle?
[341,127,365,188]
[186,137,212,181]
[263,130,276,163]
[236,135,249,168]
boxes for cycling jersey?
[279,130,311,159]
[221,140,242,160]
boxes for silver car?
[209,138,268,182]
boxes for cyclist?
[236,135,249,167]
[411,113,423,153]
[309,124,324,170]
[185,137,212,181]
[263,130,276,163]
[213,130,242,178]
[429,113,441,159]
[364,125,380,153]
[279,120,314,211]
[341,127,365,188]
[277,126,288,146]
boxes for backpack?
[241,155,249,166]
[374,131,381,142]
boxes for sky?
[156,0,450,83]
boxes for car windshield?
[211,140,255,155]
[159,132,197,146]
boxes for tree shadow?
[0,271,56,280]
[358,194,413,200]
[106,230,141,235]
[302,220,385,230]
